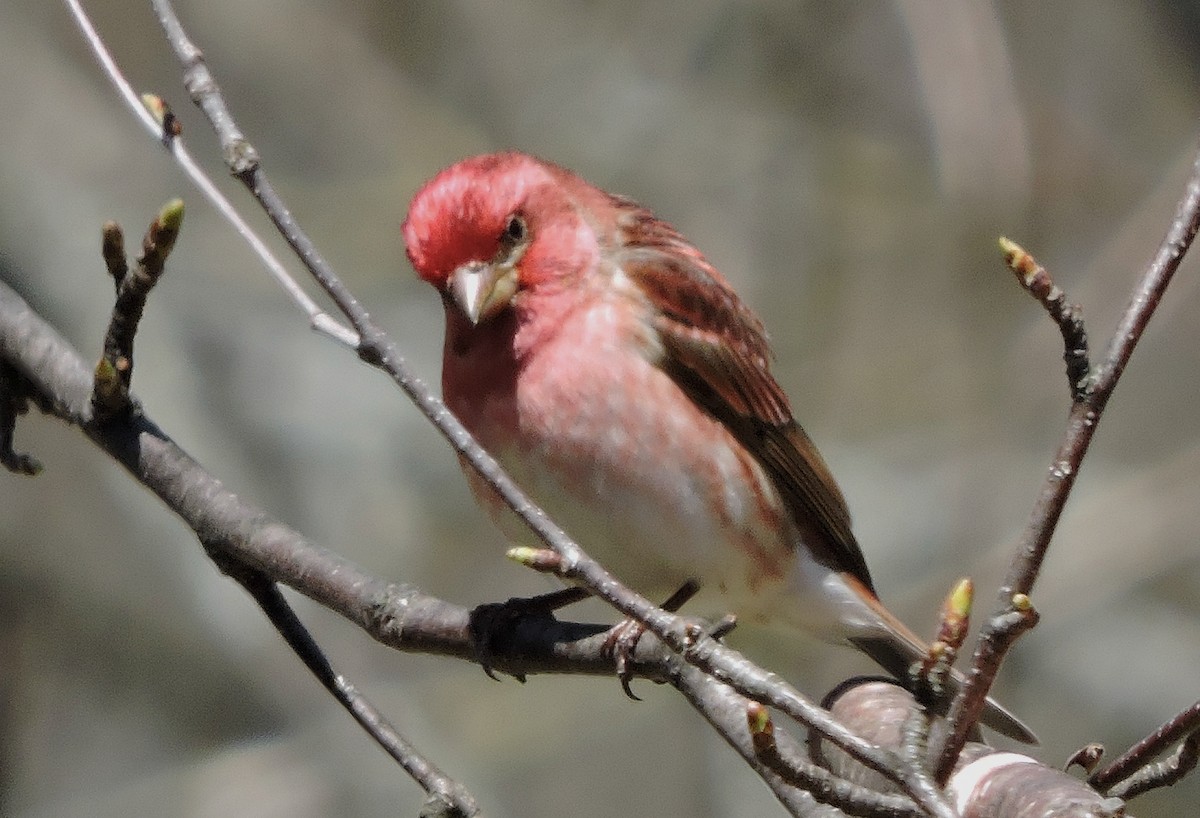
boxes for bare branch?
[934,595,1039,782]
[225,564,480,817]
[745,701,920,818]
[933,141,1200,781]
[1091,700,1200,796]
[1107,731,1199,801]
[92,201,183,421]
[62,0,358,348]
[1008,139,1200,614]
[909,578,972,720]
[998,237,1090,399]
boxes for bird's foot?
[602,580,702,700]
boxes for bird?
[403,151,1034,743]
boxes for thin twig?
[934,598,1038,783]
[998,238,1090,398]
[92,201,183,422]
[911,579,972,718]
[745,702,920,818]
[673,668,873,818]
[62,0,357,348]
[1105,731,1199,801]
[1012,140,1200,612]
[933,141,1200,781]
[1090,700,1200,791]
[224,564,480,817]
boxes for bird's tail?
[848,590,1037,745]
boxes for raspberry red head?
[403,152,545,287]
[403,152,610,323]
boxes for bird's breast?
[443,293,799,615]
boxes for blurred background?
[3,1,1200,815]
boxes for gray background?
[2,1,1199,815]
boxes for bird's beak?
[446,262,518,325]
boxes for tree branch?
[933,140,1200,781]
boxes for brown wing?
[613,203,876,592]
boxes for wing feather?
[613,203,875,591]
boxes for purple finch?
[404,151,1032,742]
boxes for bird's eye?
[502,214,527,245]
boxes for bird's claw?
[601,618,648,701]
[603,580,709,699]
